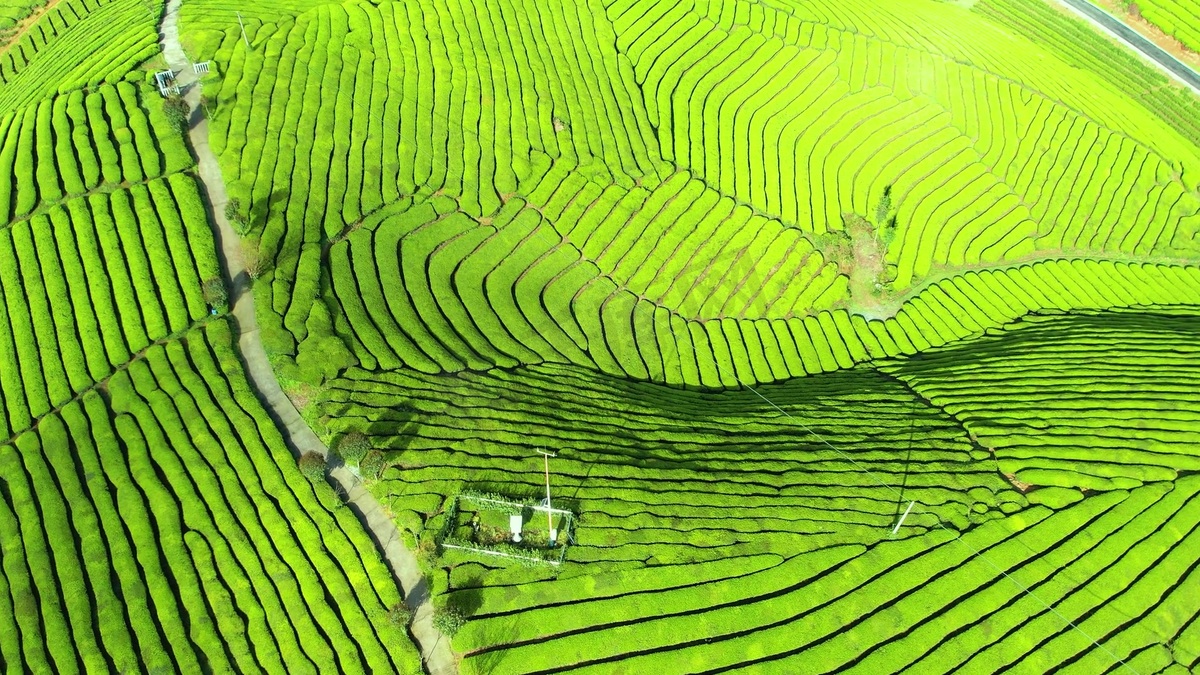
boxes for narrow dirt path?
[158,5,456,674]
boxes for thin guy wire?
[742,382,1139,675]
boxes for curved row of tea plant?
[604,0,1200,287]
[320,191,1200,387]
[529,167,844,320]
[977,0,1200,151]
[171,0,1200,671]
[178,0,341,60]
[322,362,1024,562]
[314,340,1200,673]
[0,73,422,669]
[887,308,1200,493]
[447,476,1200,674]
[187,0,1200,399]
[0,172,216,439]
[0,0,46,35]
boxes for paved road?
[157,5,457,674]
[1055,0,1200,95]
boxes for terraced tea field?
[169,0,1200,669]
[1,0,1200,671]
[0,19,421,672]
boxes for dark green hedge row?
[887,309,1200,490]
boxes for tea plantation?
[1,0,1200,671]
[1118,0,1200,52]
[0,9,421,673]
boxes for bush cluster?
[201,277,227,309]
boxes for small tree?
[224,198,250,235]
[241,240,265,279]
[432,605,465,637]
[415,537,440,570]
[201,277,227,309]
[879,220,898,246]
[298,452,327,483]
[875,186,893,227]
[388,603,413,628]
[359,449,387,480]
[337,431,372,465]
[162,96,191,132]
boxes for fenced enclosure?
[438,491,576,566]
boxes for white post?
[537,450,556,545]
[237,12,250,48]
[891,501,915,535]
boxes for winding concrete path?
[158,5,456,674]
[1053,0,1200,96]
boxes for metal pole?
[892,501,916,536]
[537,450,556,543]
[237,12,250,48]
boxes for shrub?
[874,185,893,227]
[432,605,465,637]
[298,452,327,483]
[241,240,265,279]
[416,536,440,570]
[162,96,190,132]
[388,603,413,628]
[359,449,386,479]
[337,431,371,465]
[201,277,227,309]
[812,229,852,265]
[224,197,250,234]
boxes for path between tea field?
[1058,0,1200,94]
[158,3,457,673]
